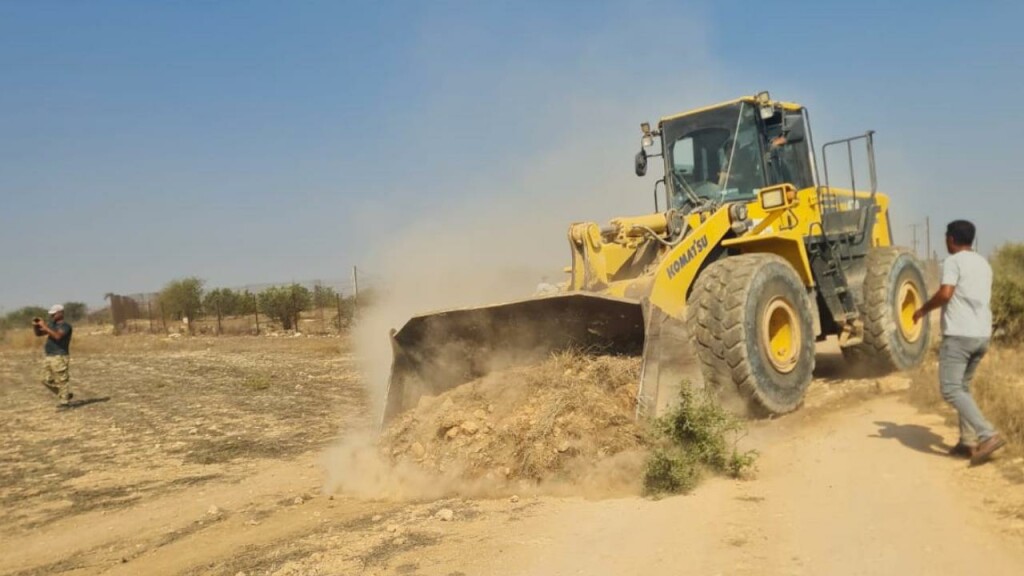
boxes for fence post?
[319,283,326,334]
[147,300,154,334]
[253,294,260,336]
[160,302,167,334]
[290,285,296,332]
[216,300,222,336]
[336,293,343,332]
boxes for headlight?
[761,189,785,210]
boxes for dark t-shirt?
[44,320,72,355]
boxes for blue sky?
[1,1,1022,311]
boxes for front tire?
[688,254,816,415]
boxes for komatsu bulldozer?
[383,92,930,425]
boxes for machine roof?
[659,96,803,124]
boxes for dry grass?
[1,329,41,350]
[0,333,364,533]
[2,324,349,357]
[909,345,1024,455]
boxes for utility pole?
[925,217,931,263]
[909,223,920,258]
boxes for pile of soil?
[379,352,649,485]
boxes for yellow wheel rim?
[762,297,801,374]
[897,280,923,342]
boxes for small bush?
[643,448,700,495]
[243,373,273,391]
[203,288,247,317]
[61,301,88,323]
[258,284,312,331]
[160,277,205,325]
[643,386,758,496]
[992,242,1024,342]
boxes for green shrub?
[312,284,339,309]
[643,386,758,496]
[643,448,700,495]
[258,284,312,331]
[203,287,249,317]
[992,242,1024,342]
[159,277,205,325]
[61,302,88,323]
[4,306,48,326]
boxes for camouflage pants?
[41,355,72,403]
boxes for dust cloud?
[326,14,731,497]
[321,432,648,502]
[324,353,650,501]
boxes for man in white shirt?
[913,220,1004,465]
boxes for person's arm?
[33,320,65,340]
[913,285,954,323]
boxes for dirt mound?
[378,352,649,490]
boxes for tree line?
[0,302,88,333]
[158,277,366,331]
[1,279,370,336]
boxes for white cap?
[48,304,64,315]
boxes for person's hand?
[32,317,42,326]
[912,308,925,323]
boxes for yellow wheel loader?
[383,92,930,425]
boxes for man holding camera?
[33,304,74,408]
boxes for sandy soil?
[1,335,1023,576]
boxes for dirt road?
[406,395,1024,576]
[2,336,1023,575]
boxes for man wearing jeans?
[913,220,1005,465]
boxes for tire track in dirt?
[0,452,401,576]
[5,338,1024,575]
[381,395,1024,576]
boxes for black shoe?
[948,443,975,459]
[970,434,1007,466]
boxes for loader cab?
[647,96,816,212]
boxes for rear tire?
[687,254,816,415]
[843,247,930,373]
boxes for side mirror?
[635,148,648,177]
[783,114,806,144]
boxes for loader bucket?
[381,293,705,427]
[636,304,706,418]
